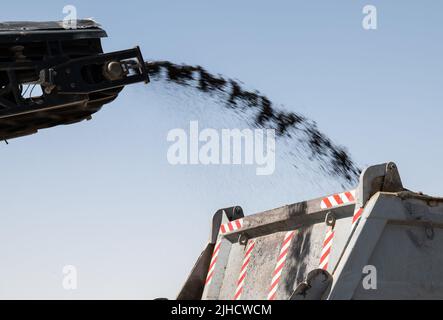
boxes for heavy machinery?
[3,21,440,301]
[178,162,443,300]
[0,20,149,141]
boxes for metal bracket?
[44,47,149,94]
[325,211,336,228]
[356,162,403,209]
[210,206,244,244]
[290,269,333,300]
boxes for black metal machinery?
[0,20,149,141]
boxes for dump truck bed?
[178,163,443,300]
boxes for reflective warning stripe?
[351,207,364,230]
[205,239,221,286]
[320,190,356,209]
[319,227,335,270]
[205,218,245,288]
[267,231,296,300]
[234,240,255,300]
[220,218,244,234]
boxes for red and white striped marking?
[220,218,244,234]
[319,227,335,270]
[205,239,222,286]
[267,231,296,300]
[234,240,256,300]
[205,218,245,287]
[320,190,356,209]
[352,207,364,228]
[205,219,244,288]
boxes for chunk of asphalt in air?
[145,60,360,183]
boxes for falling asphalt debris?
[145,60,360,184]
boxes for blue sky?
[0,0,442,299]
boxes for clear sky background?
[0,0,442,299]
